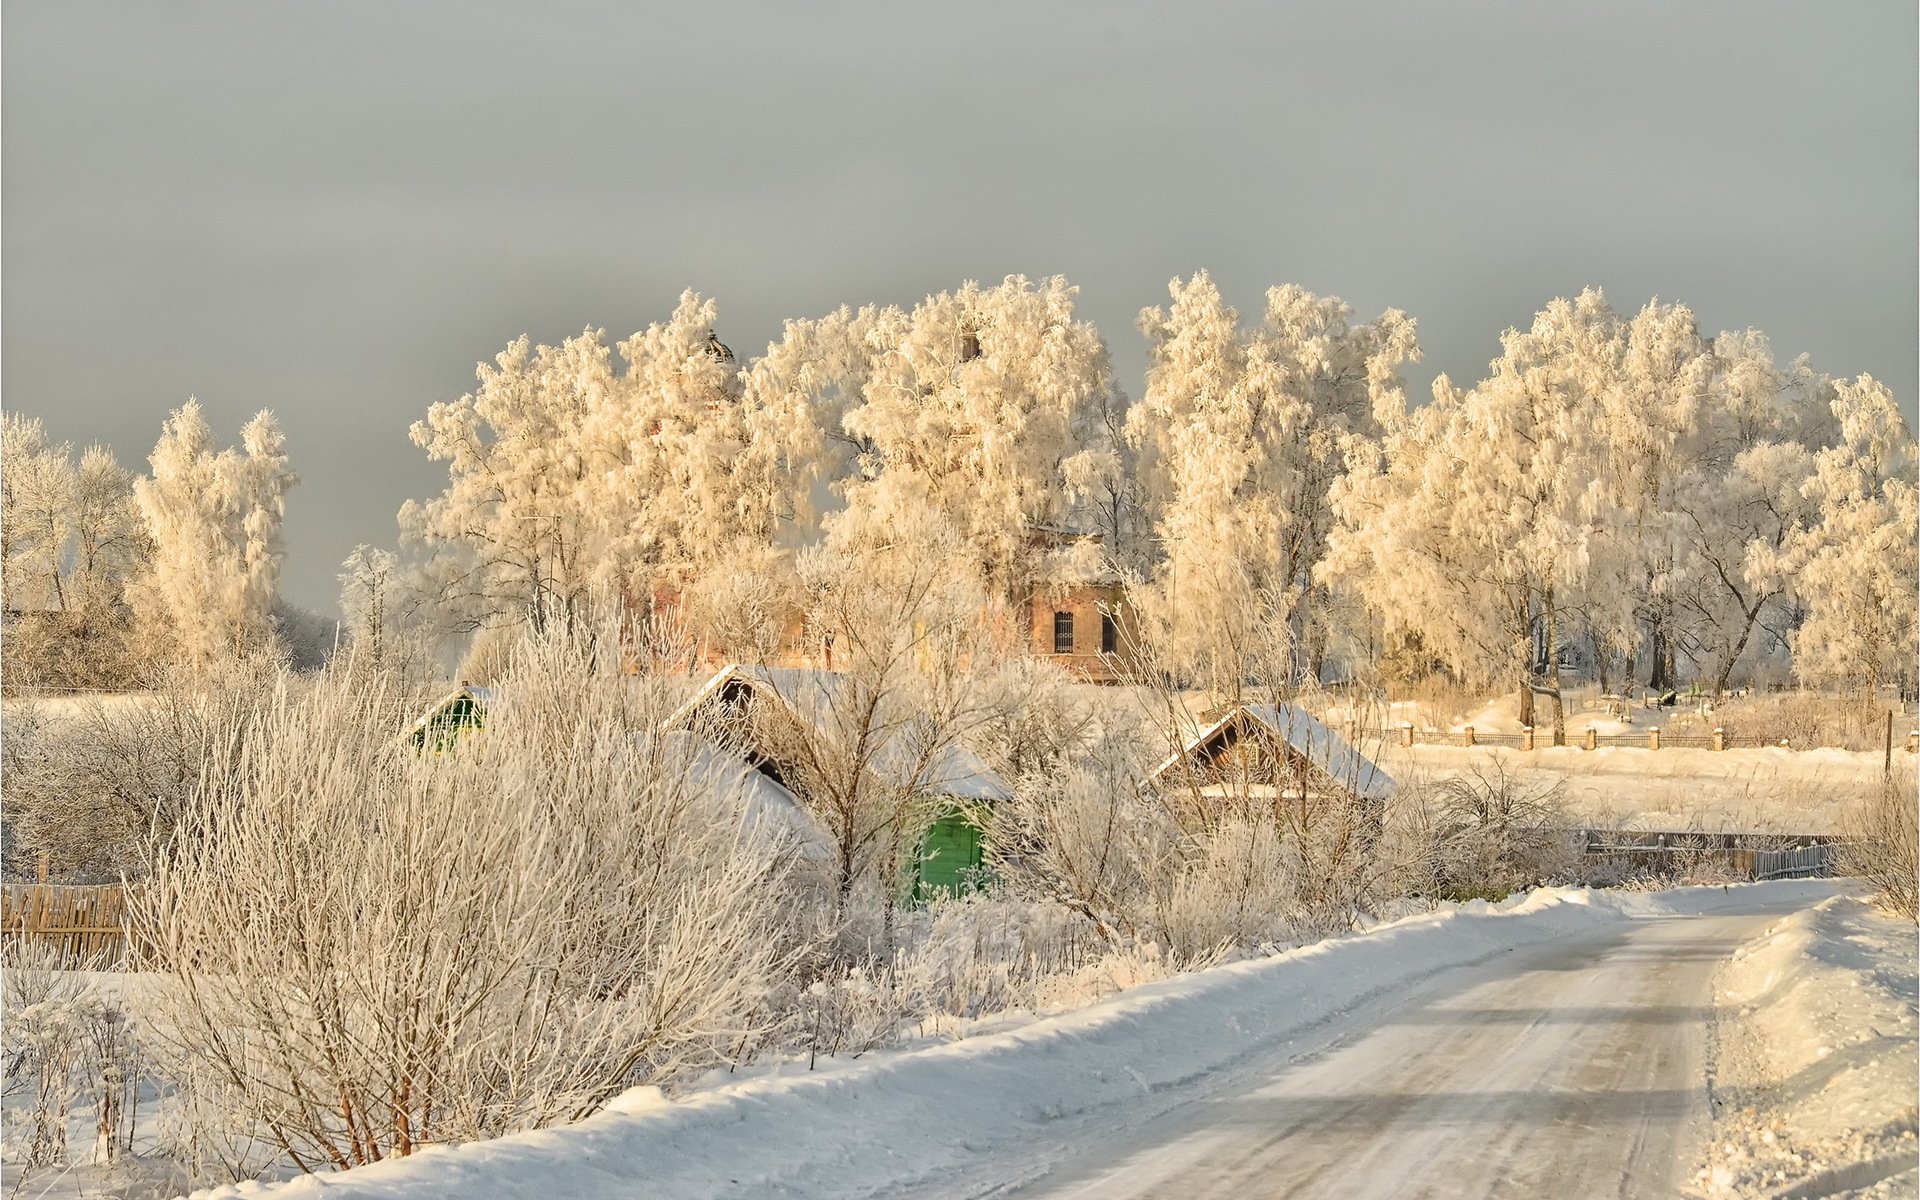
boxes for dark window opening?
[1100,613,1118,655]
[1053,611,1075,655]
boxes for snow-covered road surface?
[200,883,1850,1200]
[990,908,1771,1199]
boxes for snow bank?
[189,883,1836,1200]
[1696,895,1918,1198]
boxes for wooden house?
[1151,703,1396,809]
[402,683,495,751]
[666,664,1013,901]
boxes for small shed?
[1150,703,1395,806]
[403,684,495,752]
[667,664,1013,901]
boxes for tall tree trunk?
[1545,590,1565,745]
[1647,621,1673,691]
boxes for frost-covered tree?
[1,413,74,614]
[734,502,996,922]
[1325,291,1613,741]
[1128,273,1418,693]
[744,277,1125,605]
[337,545,437,682]
[1778,376,1918,695]
[1663,332,1832,697]
[3,414,146,687]
[405,292,759,638]
[128,400,295,670]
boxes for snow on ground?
[179,882,1842,1200]
[1697,895,1918,1199]
[1380,743,1886,835]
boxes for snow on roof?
[401,684,496,741]
[1151,702,1396,800]
[666,731,834,861]
[669,664,1013,803]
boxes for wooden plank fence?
[1,883,136,967]
[1575,830,1837,881]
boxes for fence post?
[1401,722,1414,748]
[1521,725,1534,751]
[1584,727,1597,751]
[1712,727,1725,752]
[1462,726,1475,747]
[1648,728,1660,751]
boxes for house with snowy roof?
[1150,703,1395,807]
[402,682,496,751]
[666,663,1013,900]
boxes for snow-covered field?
[1381,743,1887,835]
[146,880,1881,1200]
[1698,895,1918,1198]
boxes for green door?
[914,810,987,903]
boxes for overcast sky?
[5,1,1914,617]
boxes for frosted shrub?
[1156,816,1295,959]
[3,940,84,1168]
[795,967,904,1065]
[135,622,799,1172]
[895,894,1099,1024]
[1,656,282,880]
[1841,766,1918,921]
[0,939,143,1170]
[1427,759,1572,897]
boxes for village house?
[665,663,1013,901]
[1150,702,1396,812]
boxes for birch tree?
[1128,272,1418,693]
[405,292,761,637]
[1779,375,1918,695]
[127,401,295,670]
[1325,291,1611,740]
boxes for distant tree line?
[6,274,1913,711]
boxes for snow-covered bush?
[1,939,144,1171]
[990,712,1395,963]
[134,619,799,1171]
[1841,765,1918,921]
[1,657,281,880]
[1425,759,1573,897]
[1715,692,1904,752]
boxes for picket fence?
[1,882,137,967]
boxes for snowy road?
[984,907,1774,1200]
[209,884,1848,1200]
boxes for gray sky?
[6,1,1915,616]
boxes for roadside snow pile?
[186,884,1831,1200]
[1698,894,1918,1198]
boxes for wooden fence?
[1576,830,1837,881]
[1367,725,1920,753]
[1,883,136,967]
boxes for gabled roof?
[667,664,1012,804]
[401,684,496,743]
[1150,702,1395,801]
